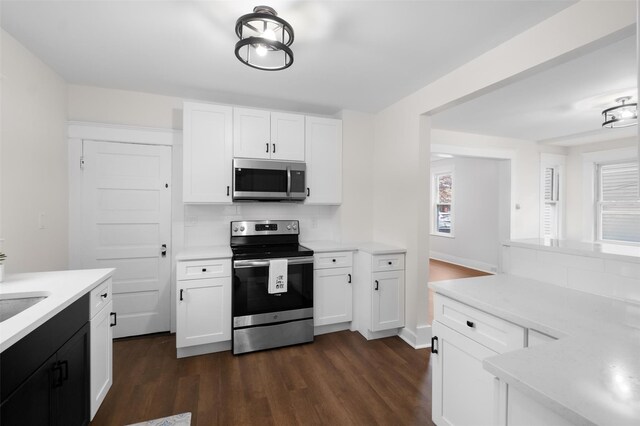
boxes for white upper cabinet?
[233,107,304,161]
[183,102,233,203]
[233,107,271,159]
[305,116,342,205]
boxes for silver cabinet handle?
[234,256,314,268]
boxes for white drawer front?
[314,252,353,269]
[177,259,231,280]
[90,277,112,319]
[434,294,524,353]
[371,253,405,272]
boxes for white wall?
[564,136,638,241]
[431,129,566,240]
[371,0,634,348]
[1,30,68,273]
[430,157,502,272]
[67,86,372,249]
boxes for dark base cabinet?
[0,294,90,426]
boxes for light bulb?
[255,44,267,57]
[262,29,276,41]
[620,109,633,119]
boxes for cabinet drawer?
[90,278,112,319]
[314,252,353,269]
[371,253,404,272]
[434,294,524,353]
[177,259,230,280]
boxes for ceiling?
[0,0,576,115]
[431,33,638,145]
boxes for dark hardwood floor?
[91,331,435,426]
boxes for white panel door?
[82,141,171,338]
[371,270,405,331]
[271,112,305,161]
[314,267,353,326]
[233,107,271,159]
[305,116,342,204]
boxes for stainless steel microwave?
[232,159,306,202]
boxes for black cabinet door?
[56,322,90,426]
[0,354,55,426]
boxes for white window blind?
[542,167,559,238]
[597,161,640,243]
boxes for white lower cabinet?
[431,294,525,426]
[499,384,575,426]
[176,258,231,351]
[313,251,353,327]
[89,279,114,420]
[354,250,405,339]
[431,320,498,426]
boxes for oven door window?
[234,167,288,193]
[233,263,313,317]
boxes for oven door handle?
[233,256,314,268]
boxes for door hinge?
[79,156,85,169]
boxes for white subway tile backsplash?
[566,269,615,298]
[605,260,640,280]
[510,258,568,287]
[536,251,604,272]
[509,247,538,263]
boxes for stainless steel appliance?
[232,158,306,202]
[231,220,314,354]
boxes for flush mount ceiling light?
[602,96,637,128]
[234,5,294,71]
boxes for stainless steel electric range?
[230,220,314,355]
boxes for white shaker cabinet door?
[314,267,353,326]
[371,270,405,331]
[233,107,271,159]
[183,102,233,203]
[90,301,113,420]
[271,112,305,161]
[305,116,342,205]
[176,276,231,348]
[431,321,498,426]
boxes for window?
[542,166,560,238]
[433,172,453,235]
[596,160,640,244]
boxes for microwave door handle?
[286,167,291,196]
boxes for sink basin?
[0,293,48,322]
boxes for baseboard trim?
[314,322,351,336]
[430,251,497,274]
[399,325,432,349]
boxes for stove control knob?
[233,226,238,232]
[240,226,245,232]
[287,225,291,230]
[292,223,298,230]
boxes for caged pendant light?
[234,6,294,71]
[602,96,637,128]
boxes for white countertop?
[507,238,640,264]
[301,240,359,253]
[431,274,640,425]
[175,245,232,261]
[0,268,114,353]
[358,242,406,255]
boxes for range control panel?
[231,220,299,236]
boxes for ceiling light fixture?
[602,96,637,128]
[234,6,294,71]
